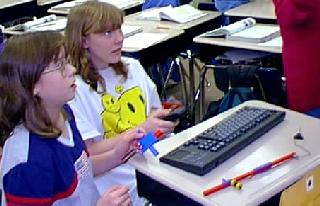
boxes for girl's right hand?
[114,128,145,159]
[97,185,132,206]
[140,109,177,134]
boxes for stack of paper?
[226,24,280,43]
[101,0,142,9]
[28,18,67,32]
[138,4,207,24]
[160,4,207,23]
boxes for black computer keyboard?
[160,106,286,176]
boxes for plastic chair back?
[142,0,180,10]
[215,0,249,13]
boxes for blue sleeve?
[3,163,56,206]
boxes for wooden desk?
[193,35,281,54]
[47,0,144,15]
[225,0,276,20]
[129,100,320,205]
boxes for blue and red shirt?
[0,105,100,206]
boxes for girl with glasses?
[0,31,142,206]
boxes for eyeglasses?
[42,58,68,76]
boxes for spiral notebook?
[202,18,280,43]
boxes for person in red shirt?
[273,0,320,112]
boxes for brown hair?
[65,0,128,93]
[0,31,65,146]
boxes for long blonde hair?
[65,0,128,93]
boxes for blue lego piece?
[139,132,159,156]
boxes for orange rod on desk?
[203,152,296,196]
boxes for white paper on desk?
[159,4,207,24]
[53,0,86,8]
[137,7,167,21]
[123,33,169,49]
[227,25,280,43]
[258,36,282,47]
[100,0,141,9]
[28,18,67,32]
[138,4,206,23]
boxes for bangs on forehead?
[15,31,64,66]
[51,46,67,63]
[91,5,123,33]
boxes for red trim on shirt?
[85,148,90,157]
[6,173,78,206]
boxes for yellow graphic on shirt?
[101,86,147,138]
[115,85,123,94]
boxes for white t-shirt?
[69,57,161,206]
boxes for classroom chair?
[214,0,249,13]
[142,0,180,10]
[198,49,285,120]
[198,0,249,25]
[197,0,217,11]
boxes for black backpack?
[202,64,258,121]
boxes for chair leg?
[161,60,176,99]
[175,57,189,107]
[198,64,222,120]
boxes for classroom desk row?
[3,11,221,53]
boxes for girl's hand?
[97,185,132,206]
[140,109,177,134]
[114,128,145,159]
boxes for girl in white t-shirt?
[65,1,176,205]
